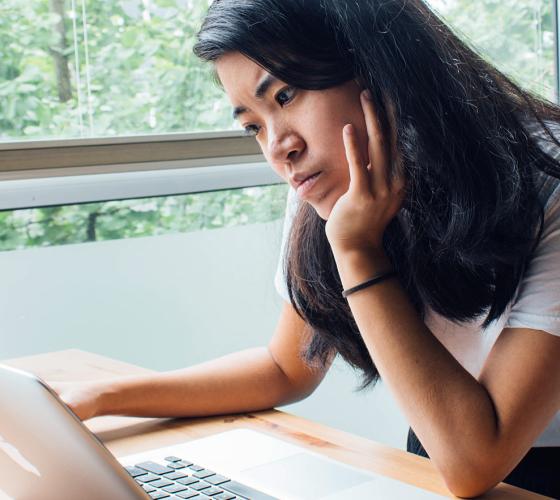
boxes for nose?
[267,125,305,167]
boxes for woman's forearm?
[334,249,500,493]
[95,347,308,418]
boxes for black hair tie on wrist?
[341,271,397,298]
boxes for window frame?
[0,131,262,181]
[0,161,282,210]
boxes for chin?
[309,199,333,221]
[314,189,343,221]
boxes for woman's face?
[216,52,370,220]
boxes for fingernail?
[362,89,372,100]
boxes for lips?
[294,171,322,198]
[291,171,321,190]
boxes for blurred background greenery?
[0,0,232,139]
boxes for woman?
[56,0,560,496]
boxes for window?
[0,0,233,142]
[1,0,556,143]
[427,0,555,100]
[0,183,287,371]
[0,184,288,251]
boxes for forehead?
[215,52,268,103]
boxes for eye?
[243,124,261,137]
[275,86,296,106]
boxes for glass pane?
[0,0,234,142]
[426,0,555,100]
[0,184,288,251]
[0,184,287,367]
[3,1,553,142]
[0,183,288,361]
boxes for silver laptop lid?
[0,363,147,500]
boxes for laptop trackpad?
[239,452,371,499]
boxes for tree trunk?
[49,0,72,102]
[87,212,98,241]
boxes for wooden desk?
[2,349,549,499]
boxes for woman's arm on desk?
[53,302,333,421]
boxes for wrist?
[333,247,392,290]
[95,379,122,417]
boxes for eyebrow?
[232,74,279,120]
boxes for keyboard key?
[165,456,183,462]
[166,471,189,480]
[177,477,200,486]
[176,460,194,467]
[189,464,205,472]
[202,486,223,495]
[168,462,187,469]
[176,491,201,499]
[151,478,175,488]
[221,480,277,500]
[163,483,190,494]
[193,469,216,479]
[142,484,157,493]
[190,482,211,491]
[137,461,175,475]
[213,494,236,500]
[125,465,148,477]
[137,473,162,483]
[149,492,171,499]
[204,474,230,486]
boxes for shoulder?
[522,120,560,211]
[505,181,560,335]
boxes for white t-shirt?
[274,144,560,447]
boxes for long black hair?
[195,0,560,388]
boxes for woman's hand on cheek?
[325,91,405,258]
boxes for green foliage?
[0,0,232,140]
[0,184,289,251]
[1,0,554,140]
[428,0,555,99]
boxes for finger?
[361,90,390,193]
[343,124,370,194]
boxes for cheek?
[314,123,349,170]
[302,107,343,152]
[308,101,362,161]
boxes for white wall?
[0,221,408,449]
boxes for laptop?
[0,363,447,499]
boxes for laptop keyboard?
[125,455,277,500]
